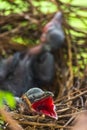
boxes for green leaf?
[0,91,16,109]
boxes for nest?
[0,0,87,130]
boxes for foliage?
[0,91,16,108]
[0,91,16,129]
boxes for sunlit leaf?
[0,91,16,108]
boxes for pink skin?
[27,44,43,56]
[32,96,58,119]
[28,12,63,56]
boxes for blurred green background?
[0,0,87,108]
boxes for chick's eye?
[32,95,35,100]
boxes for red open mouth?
[32,96,58,119]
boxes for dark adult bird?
[0,11,64,97]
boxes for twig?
[0,108,24,130]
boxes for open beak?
[32,96,58,119]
